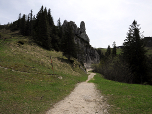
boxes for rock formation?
[62,20,100,64]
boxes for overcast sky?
[0,0,152,48]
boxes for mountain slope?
[0,30,88,114]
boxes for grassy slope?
[90,73,152,114]
[100,47,152,56]
[0,30,88,114]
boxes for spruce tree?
[47,9,54,27]
[20,14,26,35]
[57,18,63,50]
[57,18,62,38]
[17,13,21,29]
[112,41,117,57]
[25,15,30,36]
[51,26,60,51]
[122,20,147,83]
[34,6,51,50]
[105,45,111,57]
[62,22,77,61]
[29,10,33,36]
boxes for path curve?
[46,71,108,114]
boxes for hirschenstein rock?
[79,21,90,43]
[62,20,100,64]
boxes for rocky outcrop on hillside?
[62,20,100,64]
[62,20,90,43]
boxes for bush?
[92,56,133,83]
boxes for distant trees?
[93,20,151,84]
[112,41,116,57]
[105,45,111,57]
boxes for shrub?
[92,56,133,83]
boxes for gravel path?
[46,71,108,114]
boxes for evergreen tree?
[34,6,51,50]
[62,22,77,61]
[20,14,26,35]
[96,48,104,60]
[112,41,117,57]
[47,9,54,27]
[51,26,60,51]
[29,10,33,36]
[57,18,62,38]
[122,20,147,83]
[25,15,30,36]
[17,13,21,29]
[105,45,111,57]
[47,8,60,51]
[57,18,63,50]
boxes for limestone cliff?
[62,20,100,64]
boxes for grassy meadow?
[99,48,122,55]
[0,30,88,114]
[90,73,152,114]
[100,47,152,56]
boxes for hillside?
[0,30,88,113]
[98,46,152,56]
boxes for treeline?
[8,6,61,51]
[93,20,152,85]
[2,6,79,61]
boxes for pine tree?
[122,20,147,83]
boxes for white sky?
[0,0,152,48]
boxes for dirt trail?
[46,70,108,114]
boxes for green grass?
[99,47,152,56]
[116,48,122,55]
[146,47,152,55]
[89,73,152,114]
[99,48,107,54]
[98,48,122,55]
[0,30,88,114]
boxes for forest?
[0,6,78,61]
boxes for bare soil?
[46,71,108,114]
